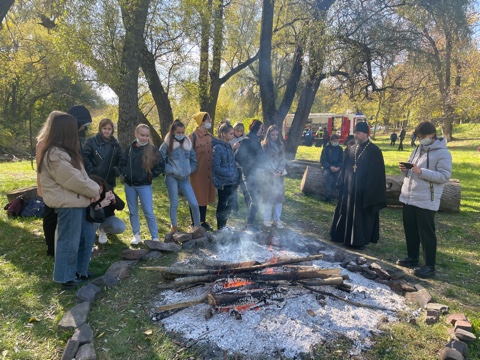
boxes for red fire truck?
[283,112,368,144]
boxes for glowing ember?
[222,279,253,289]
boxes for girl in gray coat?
[397,122,452,278]
[160,120,200,234]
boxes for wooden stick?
[298,282,391,311]
[155,295,208,312]
[141,254,324,276]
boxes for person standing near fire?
[189,112,216,231]
[213,122,239,231]
[396,121,452,278]
[320,134,343,202]
[261,125,286,228]
[235,119,266,232]
[330,122,387,249]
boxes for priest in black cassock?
[330,122,386,249]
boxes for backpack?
[4,195,26,217]
[21,197,46,218]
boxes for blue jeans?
[95,216,127,234]
[165,175,200,227]
[125,184,158,239]
[323,169,339,198]
[263,203,283,222]
[54,207,95,282]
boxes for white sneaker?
[152,238,160,242]
[130,234,141,245]
[219,225,235,232]
[274,221,284,228]
[98,229,108,244]
[263,221,272,227]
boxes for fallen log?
[300,167,461,213]
[172,268,342,287]
[286,159,321,179]
[385,175,461,213]
[142,254,324,276]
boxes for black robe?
[330,140,387,247]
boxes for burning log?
[172,268,342,287]
[142,254,324,277]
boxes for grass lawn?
[0,123,479,359]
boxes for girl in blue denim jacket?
[213,122,239,231]
[160,120,200,234]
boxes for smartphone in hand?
[399,162,414,169]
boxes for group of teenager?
[36,107,287,289]
[321,121,452,279]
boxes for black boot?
[414,266,435,278]
[396,257,419,268]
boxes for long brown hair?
[38,112,83,173]
[262,125,284,154]
[167,120,185,156]
[135,124,159,173]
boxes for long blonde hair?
[135,124,159,173]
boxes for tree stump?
[385,175,461,213]
[7,186,38,203]
[300,166,326,197]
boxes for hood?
[420,137,448,151]
[68,105,92,128]
[164,133,192,151]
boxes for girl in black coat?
[83,118,124,189]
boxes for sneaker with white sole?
[130,234,141,245]
[263,221,272,227]
[152,238,160,242]
[273,221,284,228]
[98,229,108,244]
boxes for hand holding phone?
[399,162,414,169]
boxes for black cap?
[354,122,369,134]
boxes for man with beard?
[330,122,386,249]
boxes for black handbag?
[86,205,105,223]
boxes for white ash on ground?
[152,229,410,359]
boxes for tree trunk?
[117,0,150,146]
[198,0,212,111]
[258,0,276,126]
[140,45,173,139]
[0,0,15,26]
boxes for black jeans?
[216,185,236,229]
[402,204,437,267]
[43,205,58,255]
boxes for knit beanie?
[249,119,263,134]
[193,112,209,126]
[68,105,92,129]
